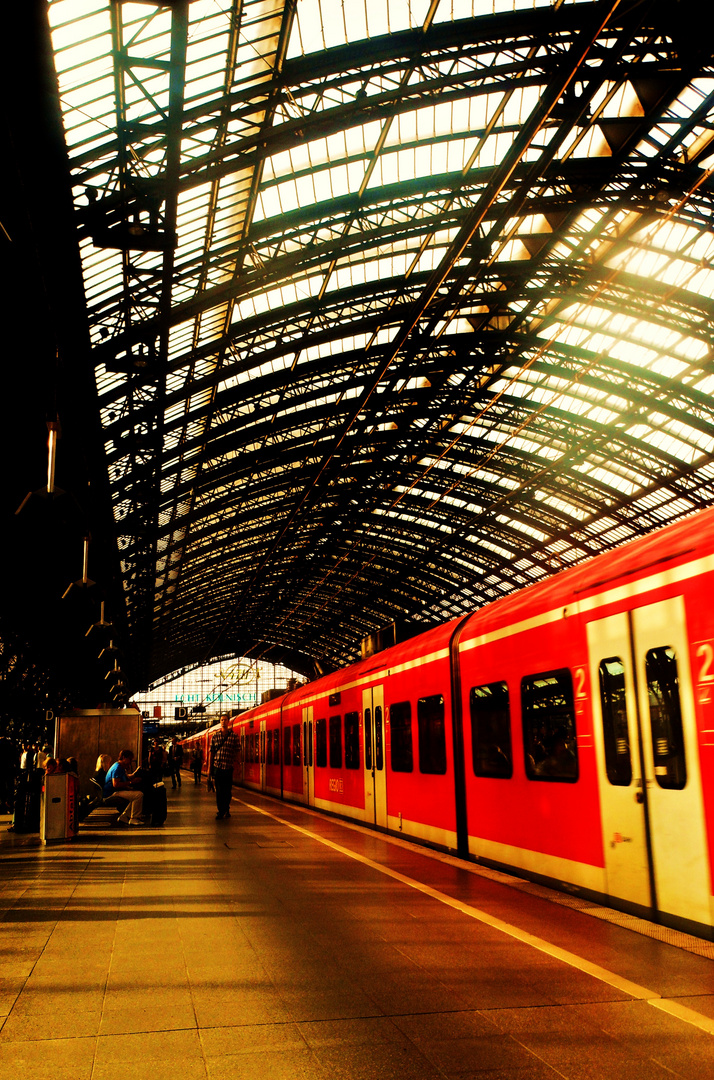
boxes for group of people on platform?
[94,749,151,826]
[4,740,81,831]
[90,719,238,824]
[3,716,240,831]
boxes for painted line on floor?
[237,795,714,1036]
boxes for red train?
[183,505,714,939]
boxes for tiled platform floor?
[2,781,714,1080]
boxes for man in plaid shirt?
[209,715,240,820]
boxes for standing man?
[209,716,239,820]
[168,736,183,789]
[191,744,204,785]
[148,738,168,783]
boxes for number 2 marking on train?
[696,642,714,683]
[574,667,587,698]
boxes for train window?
[390,701,413,772]
[417,695,447,774]
[273,730,280,766]
[375,705,383,770]
[598,658,632,786]
[315,718,327,767]
[329,715,342,769]
[284,726,291,766]
[344,712,360,769]
[646,647,686,790]
[266,731,272,765]
[292,723,301,766]
[470,682,512,778]
[521,669,578,782]
[365,708,372,770]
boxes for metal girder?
[32,0,714,689]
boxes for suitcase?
[149,783,167,825]
[12,772,42,832]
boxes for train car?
[182,505,714,939]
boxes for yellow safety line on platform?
[237,796,714,1036]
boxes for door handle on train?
[635,791,644,804]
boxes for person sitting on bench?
[104,750,146,826]
[94,753,112,789]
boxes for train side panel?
[458,518,714,933]
[683,568,714,900]
[310,678,368,818]
[460,615,603,893]
[180,508,714,937]
[382,641,458,849]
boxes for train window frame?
[390,700,413,772]
[292,723,301,767]
[470,681,513,779]
[315,718,327,767]
[344,711,359,769]
[273,729,280,766]
[375,704,384,771]
[598,657,632,786]
[417,694,447,775]
[329,715,342,769]
[646,646,687,791]
[521,668,578,783]
[266,730,273,766]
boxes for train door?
[587,596,711,929]
[302,706,315,806]
[362,686,387,828]
[259,719,267,791]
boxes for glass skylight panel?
[508,434,561,461]
[185,47,228,101]
[42,0,714,680]
[639,430,700,464]
[574,463,641,496]
[497,238,530,262]
[83,251,123,305]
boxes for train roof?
[459,504,714,642]
[182,505,714,737]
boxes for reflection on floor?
[2,782,714,1080]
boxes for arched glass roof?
[45,0,714,688]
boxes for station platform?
[2,782,714,1080]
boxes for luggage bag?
[150,782,167,825]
